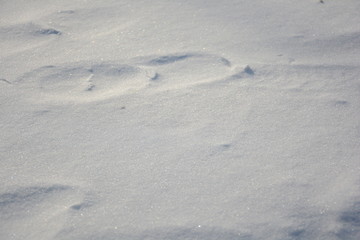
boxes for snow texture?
[1,1,360,240]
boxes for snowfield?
[1,1,360,240]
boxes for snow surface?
[1,0,360,239]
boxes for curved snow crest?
[16,52,253,104]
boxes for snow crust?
[1,1,360,239]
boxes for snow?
[1,0,360,240]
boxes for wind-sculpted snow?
[17,63,151,103]
[1,0,360,240]
[16,53,252,103]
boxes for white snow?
[1,1,360,240]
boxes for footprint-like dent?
[18,62,151,103]
[18,52,246,104]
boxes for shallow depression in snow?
[16,52,250,103]
[17,63,150,103]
